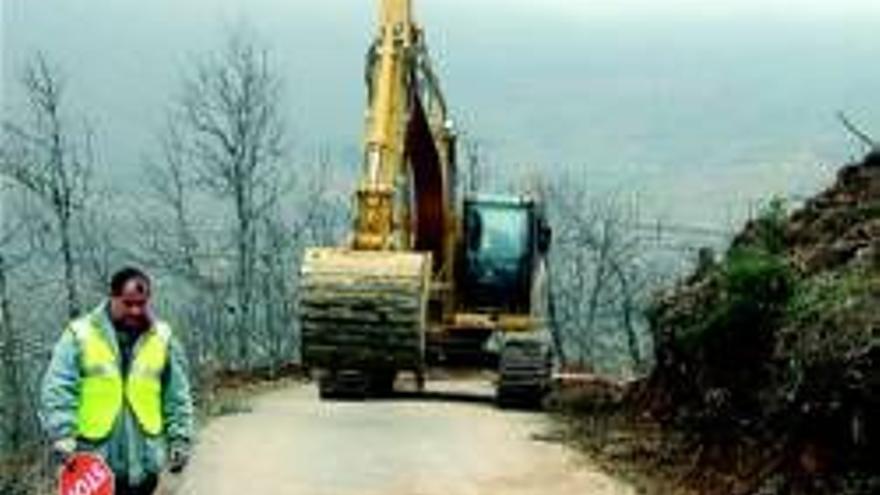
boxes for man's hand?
[168,445,190,474]
[51,438,76,468]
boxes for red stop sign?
[58,453,114,495]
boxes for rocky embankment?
[560,152,880,494]
[649,151,880,494]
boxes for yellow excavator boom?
[355,0,417,251]
[298,0,449,396]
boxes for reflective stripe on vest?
[71,317,171,440]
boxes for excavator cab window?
[473,207,529,259]
[461,199,534,310]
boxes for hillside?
[644,151,880,493]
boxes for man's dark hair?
[110,267,151,296]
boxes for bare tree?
[256,207,298,370]
[156,31,287,369]
[297,151,349,247]
[0,187,49,456]
[837,111,877,151]
[461,136,483,196]
[548,177,658,374]
[140,125,220,293]
[1,53,93,318]
[0,253,26,452]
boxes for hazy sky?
[3,0,880,230]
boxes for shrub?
[753,197,788,255]
[674,247,794,356]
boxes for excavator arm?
[298,0,455,397]
[355,0,455,260]
[353,0,413,250]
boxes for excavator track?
[496,336,553,409]
[299,248,431,399]
[495,258,555,409]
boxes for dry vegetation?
[554,151,880,495]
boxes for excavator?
[298,0,554,407]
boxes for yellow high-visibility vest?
[69,315,171,440]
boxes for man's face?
[109,278,152,332]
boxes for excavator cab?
[460,195,551,314]
[452,195,554,407]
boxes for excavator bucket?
[298,248,432,376]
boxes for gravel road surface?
[168,379,634,495]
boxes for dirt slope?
[643,151,880,493]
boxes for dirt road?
[169,379,634,495]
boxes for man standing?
[41,267,195,495]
